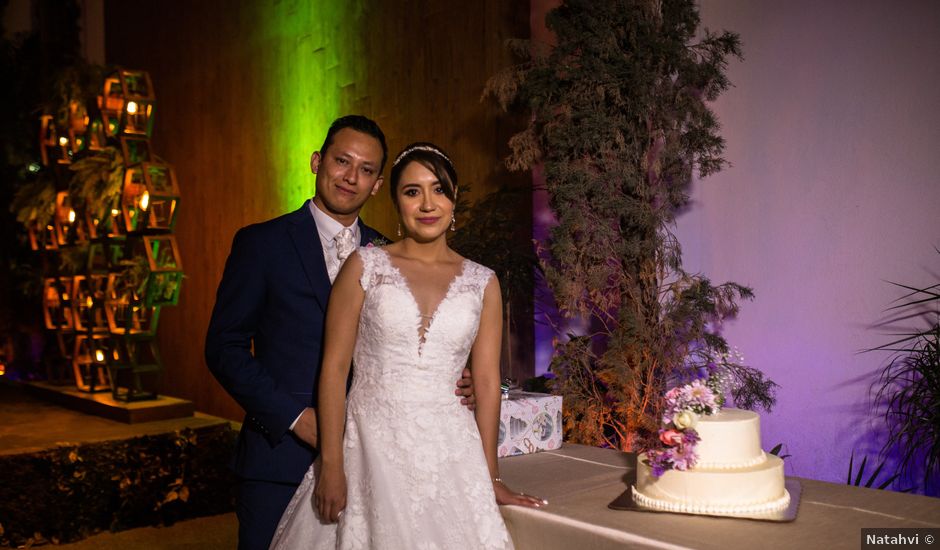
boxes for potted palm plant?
[868,249,940,492]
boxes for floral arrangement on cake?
[646,372,725,477]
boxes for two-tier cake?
[632,408,790,515]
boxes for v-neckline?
[380,248,468,356]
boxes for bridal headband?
[392,144,453,168]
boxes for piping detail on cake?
[694,450,768,470]
[631,485,790,515]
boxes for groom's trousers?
[237,479,299,550]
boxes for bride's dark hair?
[389,142,458,204]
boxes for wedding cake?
[632,408,790,515]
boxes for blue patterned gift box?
[497,392,563,457]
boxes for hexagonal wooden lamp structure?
[42,277,75,331]
[140,163,180,232]
[72,274,110,333]
[120,135,152,167]
[65,100,90,154]
[39,114,68,166]
[27,220,59,251]
[53,191,88,246]
[119,70,155,137]
[98,74,124,138]
[85,197,127,241]
[142,235,183,306]
[120,166,148,233]
[104,270,160,338]
[106,337,161,401]
[86,241,126,274]
[72,333,111,393]
[120,163,180,233]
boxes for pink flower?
[366,242,375,248]
[665,387,682,404]
[659,429,683,447]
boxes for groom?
[205,115,475,549]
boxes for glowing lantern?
[65,100,91,153]
[104,269,160,338]
[106,337,161,401]
[42,277,75,331]
[99,69,156,137]
[72,333,111,392]
[39,115,68,166]
[85,118,108,151]
[120,162,179,232]
[120,167,148,233]
[53,191,88,246]
[142,163,179,231]
[98,74,124,137]
[27,219,59,251]
[72,274,109,333]
[86,195,126,241]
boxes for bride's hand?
[314,463,347,522]
[493,479,547,508]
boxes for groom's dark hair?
[319,115,389,172]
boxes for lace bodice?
[352,246,494,406]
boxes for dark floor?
[54,513,238,549]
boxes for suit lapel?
[288,201,331,311]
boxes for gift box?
[498,391,563,457]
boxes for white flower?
[673,410,699,430]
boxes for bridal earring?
[397,222,402,238]
[450,213,456,232]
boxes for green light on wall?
[255,1,367,211]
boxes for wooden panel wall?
[104,0,531,421]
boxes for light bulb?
[95,350,104,362]
[111,208,120,216]
[68,209,76,223]
[126,101,138,114]
[140,191,150,211]
[59,136,68,146]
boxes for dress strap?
[459,261,496,301]
[358,246,397,292]
[357,246,377,291]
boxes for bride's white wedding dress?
[269,247,514,550]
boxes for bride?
[269,142,545,549]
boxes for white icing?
[693,408,764,468]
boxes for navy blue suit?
[205,201,383,549]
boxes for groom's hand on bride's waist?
[455,367,476,410]
[291,407,319,448]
